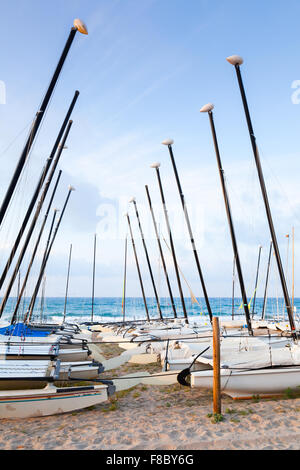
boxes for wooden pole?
[213,316,221,415]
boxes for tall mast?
[145,185,177,318]
[262,241,273,320]
[162,139,213,322]
[0,91,79,291]
[232,255,236,320]
[126,213,150,321]
[23,209,58,323]
[26,186,75,323]
[0,121,73,317]
[292,227,295,314]
[227,54,296,334]
[252,245,262,317]
[0,20,87,228]
[130,197,163,320]
[151,162,189,324]
[17,271,20,299]
[200,103,252,335]
[91,234,97,323]
[11,170,62,323]
[63,244,73,323]
[39,275,46,324]
[122,235,128,323]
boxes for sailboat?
[0,357,113,418]
[0,19,116,418]
[185,55,300,398]
[0,383,112,419]
[190,344,300,398]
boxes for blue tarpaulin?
[0,323,52,337]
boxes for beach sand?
[0,383,300,450]
[0,337,299,450]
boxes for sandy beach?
[0,379,300,450]
[1,338,300,450]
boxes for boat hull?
[0,383,109,418]
[191,366,300,398]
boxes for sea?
[1,296,299,326]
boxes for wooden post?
[213,317,221,415]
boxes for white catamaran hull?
[191,366,300,398]
[0,383,110,418]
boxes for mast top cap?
[129,197,136,203]
[162,139,174,146]
[226,55,243,66]
[150,162,161,169]
[68,185,76,191]
[200,103,214,113]
[73,19,88,35]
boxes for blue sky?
[0,0,300,302]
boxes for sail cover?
[0,323,52,337]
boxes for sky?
[0,0,300,302]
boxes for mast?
[0,20,87,229]
[41,210,58,268]
[262,241,273,320]
[26,186,75,323]
[145,185,177,318]
[130,197,163,320]
[252,245,262,317]
[91,234,97,323]
[292,227,295,314]
[17,271,20,299]
[162,139,213,322]
[232,255,236,320]
[63,243,73,323]
[0,91,79,291]
[0,121,73,317]
[23,209,58,323]
[122,235,128,323]
[11,170,62,323]
[151,162,189,324]
[39,275,46,324]
[126,213,150,321]
[200,103,252,335]
[227,54,296,334]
